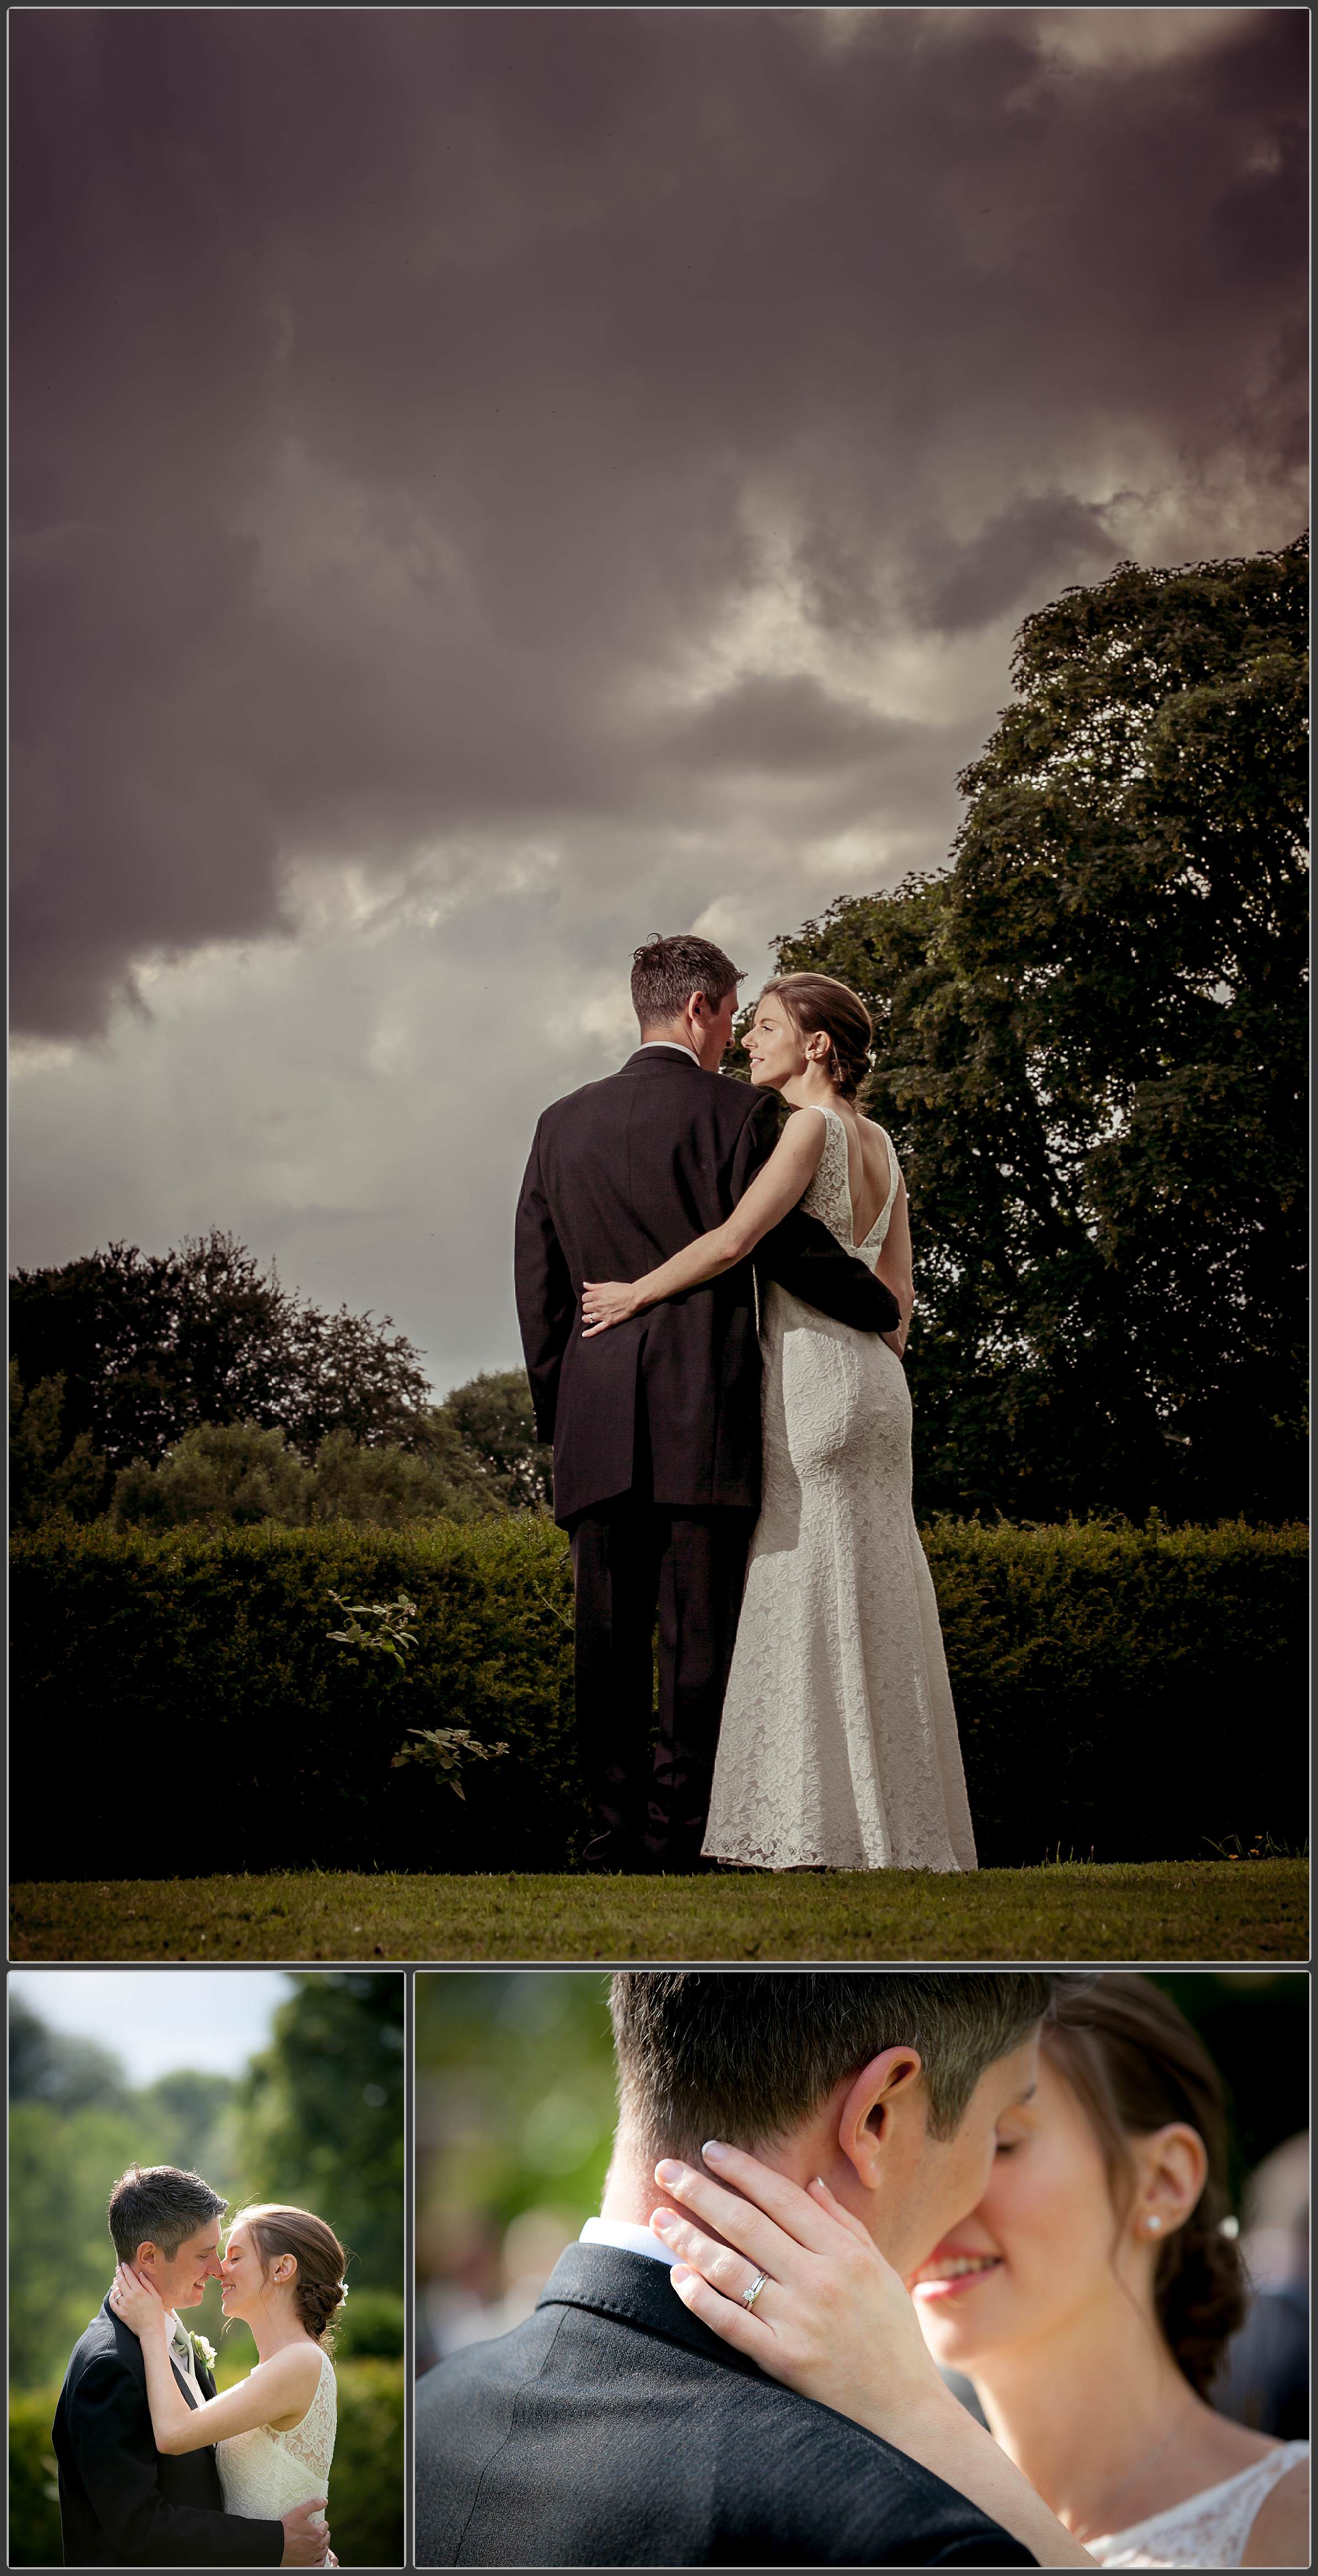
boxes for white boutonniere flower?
[189,2332,217,2371]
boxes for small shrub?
[7,2386,62,2569]
[327,2356,405,2566]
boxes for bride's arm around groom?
[109,2260,325,2456]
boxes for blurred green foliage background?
[9,1972,405,2568]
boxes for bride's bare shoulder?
[1241,2450,1308,2567]
[268,2339,326,2391]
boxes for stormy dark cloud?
[9,7,1307,1391]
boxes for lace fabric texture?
[216,2346,337,2525]
[1086,2439,1309,2567]
[703,1108,977,1872]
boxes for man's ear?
[134,2241,160,2275]
[837,2046,924,2191]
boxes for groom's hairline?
[609,1973,1057,2155]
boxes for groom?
[416,1971,1053,2565]
[52,2162,331,2567]
[514,932,901,1871]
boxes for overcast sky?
[12,1970,295,2085]
[11,8,1306,1398]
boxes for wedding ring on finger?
[742,2268,770,2312]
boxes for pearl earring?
[1146,2216,1162,2233]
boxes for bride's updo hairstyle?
[232,2204,349,2347]
[1044,1977,1248,2397]
[761,974,874,1100]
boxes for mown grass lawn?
[9,1860,1306,1962]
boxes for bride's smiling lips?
[910,2239,1005,2302]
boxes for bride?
[646,1974,1308,2567]
[109,2203,342,2549]
[583,970,976,1872]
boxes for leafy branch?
[391,1727,509,1799]
[327,1590,418,1673]
[326,1590,510,1797]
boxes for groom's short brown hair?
[610,1972,1056,2153]
[108,2163,227,2261]
[631,934,743,1027]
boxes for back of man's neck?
[638,1030,698,1055]
[601,2153,742,2253]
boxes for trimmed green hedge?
[9,1515,1308,1872]
[7,2359,403,2567]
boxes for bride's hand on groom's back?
[647,2142,943,2433]
[580,1280,641,1336]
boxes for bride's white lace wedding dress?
[1087,2439,1308,2567]
[703,1105,977,1872]
[216,2344,337,2529]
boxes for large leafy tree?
[8,1361,108,1529]
[758,536,1306,1521]
[9,1230,432,1486]
[236,1974,405,2296]
[440,1370,555,1511]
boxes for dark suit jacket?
[416,2243,1037,2567]
[514,1049,901,1523]
[52,2297,283,2567]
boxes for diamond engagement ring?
[742,2269,770,2312]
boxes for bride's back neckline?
[807,1101,894,1247]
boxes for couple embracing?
[515,930,977,1874]
[418,1972,1308,2568]
[53,2162,343,2567]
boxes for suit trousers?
[568,1499,756,1867]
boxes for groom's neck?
[599,2139,665,2233]
[600,2128,815,2251]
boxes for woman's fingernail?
[811,2176,827,2191]
[650,2209,678,2236]
[654,2159,685,2187]
[701,2139,729,2162]
[670,2264,692,2285]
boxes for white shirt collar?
[579,2215,678,2268]
[635,1039,701,1066]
